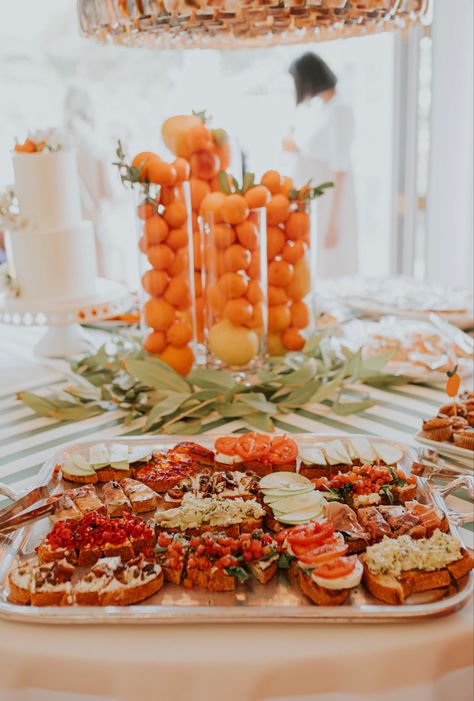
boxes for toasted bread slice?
[50,494,82,523]
[102,540,134,562]
[98,562,164,605]
[77,543,103,567]
[37,543,78,566]
[249,560,278,585]
[30,560,75,607]
[8,564,33,605]
[263,513,286,533]
[75,558,120,605]
[394,484,417,504]
[61,468,97,485]
[121,478,158,514]
[299,465,329,480]
[399,568,450,594]
[360,555,410,605]
[183,567,235,592]
[102,481,132,518]
[447,549,474,581]
[298,569,350,606]
[240,517,263,533]
[345,538,368,554]
[95,467,132,483]
[271,461,297,473]
[69,485,105,515]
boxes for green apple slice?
[270,491,323,515]
[128,446,154,463]
[259,472,312,491]
[299,448,327,466]
[372,442,403,466]
[276,501,326,524]
[110,460,131,470]
[263,487,313,502]
[63,456,95,476]
[73,453,93,471]
[109,444,129,463]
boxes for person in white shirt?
[283,52,358,278]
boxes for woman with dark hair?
[283,52,358,277]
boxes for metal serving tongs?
[0,482,59,535]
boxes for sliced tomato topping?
[269,435,298,465]
[288,523,334,549]
[215,437,238,456]
[312,556,356,580]
[235,433,270,460]
[297,543,348,566]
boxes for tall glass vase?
[200,207,267,375]
[134,180,197,376]
[266,197,316,356]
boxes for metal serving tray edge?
[0,434,472,624]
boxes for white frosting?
[7,221,97,301]
[311,559,363,590]
[13,149,82,231]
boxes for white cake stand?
[0,278,134,357]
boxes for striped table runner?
[1,325,473,546]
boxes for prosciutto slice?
[323,502,369,541]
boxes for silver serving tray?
[0,434,472,624]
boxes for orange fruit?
[268,259,294,287]
[268,304,291,332]
[143,330,167,354]
[131,151,159,182]
[282,239,305,264]
[216,142,231,170]
[161,114,201,158]
[144,298,175,331]
[268,332,286,356]
[224,298,253,325]
[268,285,288,305]
[266,194,291,226]
[194,270,203,296]
[190,151,220,180]
[266,226,286,260]
[235,220,258,250]
[147,160,177,186]
[160,186,182,207]
[244,185,271,209]
[193,231,202,270]
[207,281,225,316]
[141,269,169,297]
[144,215,169,245]
[168,247,188,277]
[204,246,226,278]
[195,296,204,342]
[166,320,193,348]
[190,178,211,211]
[164,276,191,308]
[245,302,264,331]
[187,123,213,153]
[286,257,311,300]
[290,300,310,329]
[213,223,236,249]
[246,279,263,305]
[160,344,194,376]
[147,243,175,271]
[219,271,249,299]
[224,244,251,272]
[166,227,188,251]
[138,236,148,254]
[137,201,156,220]
[247,251,261,280]
[200,192,227,223]
[163,201,187,228]
[281,176,295,198]
[261,170,282,195]
[282,327,305,351]
[286,211,310,240]
[221,195,250,226]
[172,157,191,182]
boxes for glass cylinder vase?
[200,206,268,375]
[135,180,197,376]
[266,197,316,356]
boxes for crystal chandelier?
[77,0,431,50]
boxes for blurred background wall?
[0,0,471,290]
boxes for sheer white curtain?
[426,0,474,290]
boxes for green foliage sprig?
[18,332,408,434]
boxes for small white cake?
[7,145,98,303]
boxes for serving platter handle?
[437,475,474,501]
[0,483,21,501]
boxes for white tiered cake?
[8,147,97,302]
